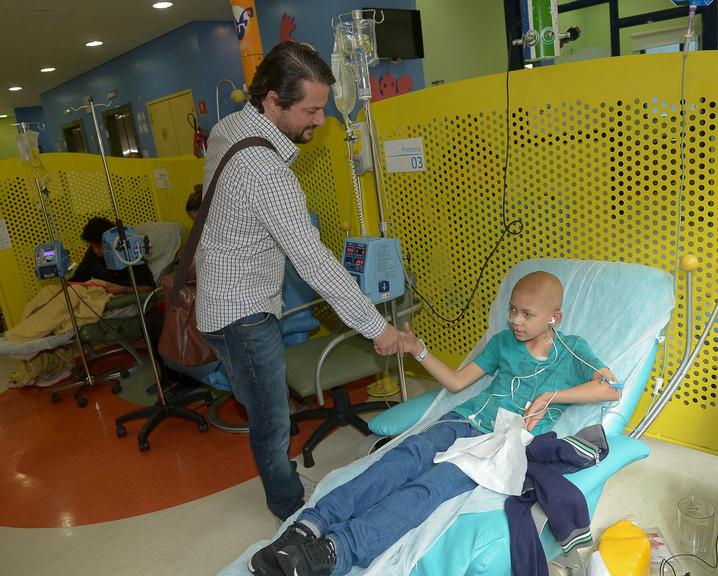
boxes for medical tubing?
[659,530,718,576]
[552,329,607,380]
[632,270,699,436]
[364,101,388,236]
[345,126,367,236]
[632,293,718,439]
[395,21,524,324]
[658,16,693,391]
[111,237,144,267]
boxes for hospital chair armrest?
[564,433,650,490]
[369,390,440,436]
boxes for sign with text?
[384,137,425,173]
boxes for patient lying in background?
[70,216,154,294]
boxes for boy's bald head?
[512,271,563,312]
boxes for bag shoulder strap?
[171,136,276,305]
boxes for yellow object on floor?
[367,373,399,397]
[597,519,650,576]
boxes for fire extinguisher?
[187,112,208,158]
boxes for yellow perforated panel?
[0,154,160,307]
[293,126,354,329]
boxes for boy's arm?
[523,372,620,431]
[401,323,486,392]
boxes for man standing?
[196,42,401,521]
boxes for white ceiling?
[0,0,235,116]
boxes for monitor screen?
[365,8,424,60]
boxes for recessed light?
[153,2,173,8]
[40,67,56,73]
[85,40,103,47]
[8,86,22,92]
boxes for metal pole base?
[50,375,122,408]
[114,388,213,452]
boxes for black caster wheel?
[116,425,127,438]
[120,369,130,379]
[138,441,150,452]
[111,383,122,394]
[290,421,299,435]
[302,452,315,468]
[76,396,88,408]
[51,392,61,403]
[198,422,209,432]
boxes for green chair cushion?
[285,334,397,399]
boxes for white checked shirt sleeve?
[251,165,387,340]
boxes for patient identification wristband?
[415,340,429,362]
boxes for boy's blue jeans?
[203,312,304,520]
[299,412,481,575]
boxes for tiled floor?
[0,353,716,576]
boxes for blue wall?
[35,0,423,158]
[40,22,241,157]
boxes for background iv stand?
[82,97,211,451]
[334,9,408,401]
[14,121,119,408]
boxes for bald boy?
[249,271,619,576]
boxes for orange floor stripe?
[0,371,373,529]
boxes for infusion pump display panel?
[342,236,404,304]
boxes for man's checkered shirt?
[195,103,387,339]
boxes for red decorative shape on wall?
[280,13,296,42]
[369,73,414,101]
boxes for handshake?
[372,322,423,357]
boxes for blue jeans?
[203,312,304,520]
[298,412,481,575]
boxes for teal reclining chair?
[365,258,674,575]
[217,258,674,576]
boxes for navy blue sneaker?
[248,522,315,575]
[275,535,337,576]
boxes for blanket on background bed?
[4,284,111,341]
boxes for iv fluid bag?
[334,16,378,101]
[331,51,357,117]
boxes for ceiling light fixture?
[152,2,174,8]
[85,40,103,47]
[0,114,8,118]
[8,86,22,92]
[40,67,56,73]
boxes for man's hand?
[373,323,402,356]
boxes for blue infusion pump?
[34,241,71,279]
[342,236,404,304]
[102,227,146,271]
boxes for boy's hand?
[400,322,423,357]
[523,392,553,432]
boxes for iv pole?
[82,97,212,451]
[338,9,408,401]
[14,121,119,407]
